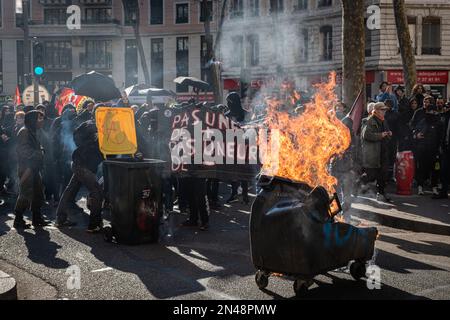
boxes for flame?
[261,72,351,195]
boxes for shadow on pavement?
[57,196,254,299]
[379,234,450,258]
[17,228,70,269]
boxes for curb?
[351,209,450,236]
[0,270,17,300]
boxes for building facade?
[0,0,218,101]
[219,0,450,100]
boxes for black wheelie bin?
[103,158,165,245]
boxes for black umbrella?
[173,76,211,92]
[70,71,121,102]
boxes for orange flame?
[262,72,351,195]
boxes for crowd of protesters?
[0,91,254,233]
[354,82,450,202]
[0,80,449,234]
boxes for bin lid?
[95,107,138,156]
[104,158,165,168]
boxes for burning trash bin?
[250,176,378,296]
[103,159,164,245]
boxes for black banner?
[161,105,262,181]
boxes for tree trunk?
[202,0,227,104]
[341,0,366,108]
[393,0,417,96]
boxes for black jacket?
[413,114,443,154]
[72,120,103,173]
[16,127,44,172]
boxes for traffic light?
[33,42,45,77]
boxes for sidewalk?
[349,188,450,235]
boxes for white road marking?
[91,267,113,273]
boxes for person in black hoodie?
[412,104,443,196]
[13,110,50,228]
[56,120,104,232]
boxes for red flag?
[14,86,22,106]
[346,89,365,135]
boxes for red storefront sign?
[387,70,449,84]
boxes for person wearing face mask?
[359,102,393,202]
[13,110,51,228]
[412,104,444,196]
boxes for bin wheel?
[350,261,367,280]
[103,226,113,243]
[255,270,269,290]
[293,279,311,296]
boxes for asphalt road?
[0,184,449,300]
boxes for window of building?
[422,16,441,55]
[16,0,31,28]
[43,72,72,94]
[294,0,308,11]
[320,25,333,61]
[84,7,113,24]
[200,1,213,22]
[125,40,138,87]
[44,9,67,25]
[230,0,243,19]
[82,40,112,69]
[44,41,71,69]
[151,38,164,88]
[249,0,259,17]
[297,28,308,62]
[270,0,284,14]
[0,0,2,28]
[124,2,137,26]
[176,3,189,24]
[150,0,163,25]
[247,35,259,66]
[318,0,332,7]
[176,37,189,92]
[231,36,243,67]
